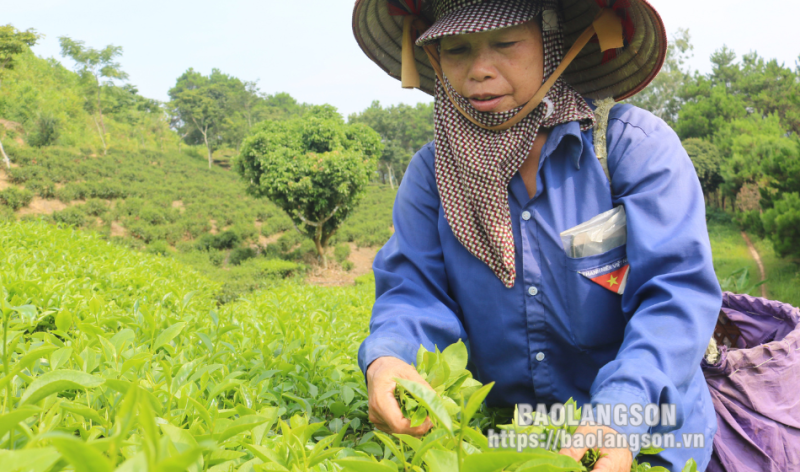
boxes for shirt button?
[536,352,545,362]
[521,211,532,221]
[527,286,539,296]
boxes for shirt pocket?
[563,244,629,350]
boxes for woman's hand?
[558,424,633,472]
[366,356,434,437]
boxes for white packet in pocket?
[560,206,627,258]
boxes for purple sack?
[701,292,800,472]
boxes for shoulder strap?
[592,97,617,185]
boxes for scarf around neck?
[433,4,596,288]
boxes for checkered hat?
[416,0,542,46]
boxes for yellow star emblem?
[607,274,619,287]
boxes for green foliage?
[348,100,434,184]
[235,105,383,263]
[58,36,130,155]
[0,50,175,152]
[334,243,351,264]
[733,209,764,238]
[0,187,32,210]
[333,184,396,248]
[27,112,61,147]
[625,28,693,125]
[0,25,41,74]
[146,239,170,256]
[229,246,256,266]
[342,260,355,272]
[719,267,767,294]
[762,192,800,258]
[682,138,723,197]
[50,206,86,227]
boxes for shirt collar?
[541,120,585,170]
[508,120,586,208]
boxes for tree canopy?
[59,37,129,155]
[0,24,41,167]
[348,101,433,187]
[234,105,382,266]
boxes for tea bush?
[0,187,33,211]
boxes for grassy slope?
[752,237,800,307]
[708,212,800,306]
[2,144,396,302]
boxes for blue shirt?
[358,105,720,470]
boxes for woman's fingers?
[366,356,435,437]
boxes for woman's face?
[439,19,544,113]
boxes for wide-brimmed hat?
[352,0,667,102]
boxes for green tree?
[169,68,246,168]
[348,101,434,186]
[682,138,723,203]
[626,28,693,125]
[234,105,382,267]
[762,192,800,258]
[0,24,40,167]
[58,37,129,155]
[759,135,800,209]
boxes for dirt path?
[741,231,768,298]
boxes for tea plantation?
[0,221,680,471]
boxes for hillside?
[0,143,396,302]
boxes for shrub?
[342,260,355,271]
[7,166,43,183]
[261,215,293,236]
[354,271,375,285]
[286,239,317,262]
[208,250,224,267]
[229,247,256,266]
[28,113,61,147]
[230,221,257,242]
[195,233,217,251]
[215,230,241,250]
[26,179,56,198]
[0,187,34,210]
[175,240,195,253]
[89,181,127,199]
[734,209,765,238]
[83,198,109,217]
[56,183,88,203]
[334,243,351,264]
[51,206,86,227]
[147,240,170,256]
[138,205,168,225]
[762,192,800,258]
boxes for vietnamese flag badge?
[578,257,630,295]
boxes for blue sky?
[5,0,799,117]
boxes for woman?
[352,1,721,471]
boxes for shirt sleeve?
[588,111,722,452]
[357,144,468,377]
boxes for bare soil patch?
[741,231,768,298]
[172,200,185,213]
[306,243,380,286]
[17,197,68,217]
[0,170,11,190]
[111,222,127,238]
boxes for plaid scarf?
[432,1,596,288]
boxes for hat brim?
[415,0,541,46]
[352,0,667,101]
